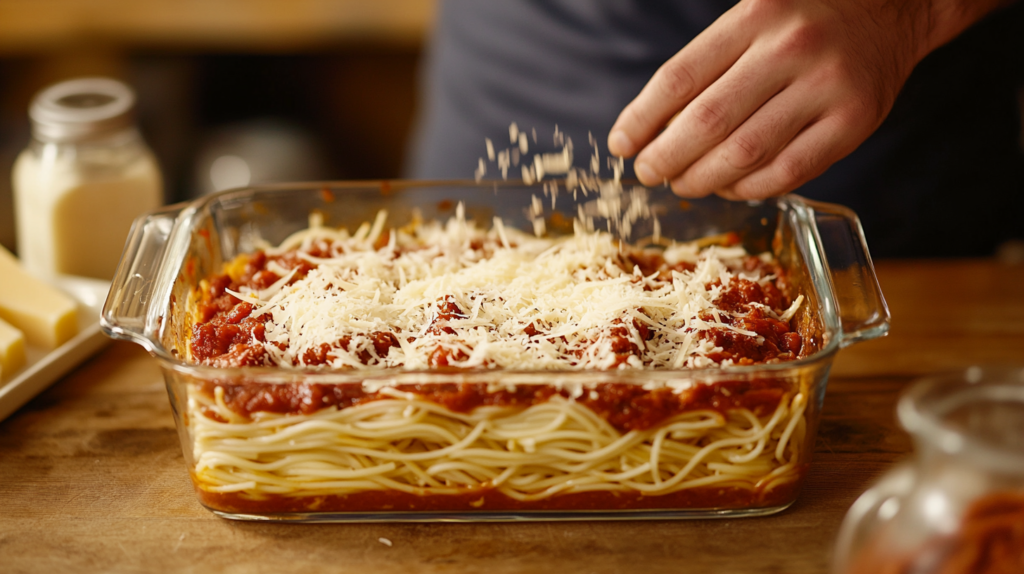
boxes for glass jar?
[833,366,1024,574]
[12,77,162,280]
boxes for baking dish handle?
[100,203,186,353]
[806,199,891,347]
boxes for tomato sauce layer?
[197,378,791,433]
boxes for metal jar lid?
[29,77,136,142]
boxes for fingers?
[714,188,744,201]
[727,114,868,199]
[607,15,749,159]
[633,48,792,189]
[670,83,822,196]
[609,0,911,200]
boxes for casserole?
[101,180,889,522]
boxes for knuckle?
[689,100,730,141]
[824,91,884,137]
[774,21,827,59]
[733,177,775,200]
[844,93,888,128]
[812,58,861,93]
[655,60,697,102]
[725,131,768,170]
[809,59,843,91]
[775,155,808,190]
[743,0,794,20]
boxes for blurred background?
[0,1,1022,260]
[0,0,435,254]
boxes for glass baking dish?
[101,180,889,522]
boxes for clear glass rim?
[110,180,848,383]
[208,503,794,523]
[156,351,834,385]
[898,365,1024,473]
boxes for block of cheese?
[0,245,79,349]
[0,317,26,378]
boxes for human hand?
[607,0,1002,200]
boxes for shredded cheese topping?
[222,206,800,371]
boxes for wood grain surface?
[1,260,1022,574]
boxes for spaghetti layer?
[187,381,807,511]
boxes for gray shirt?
[407,0,1024,257]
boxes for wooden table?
[2,260,1022,574]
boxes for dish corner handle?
[100,204,185,352]
[805,199,891,347]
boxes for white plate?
[0,275,112,423]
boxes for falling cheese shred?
[218,208,800,371]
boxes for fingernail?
[634,162,659,185]
[608,130,633,156]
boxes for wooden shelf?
[0,0,436,54]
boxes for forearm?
[921,0,1016,57]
